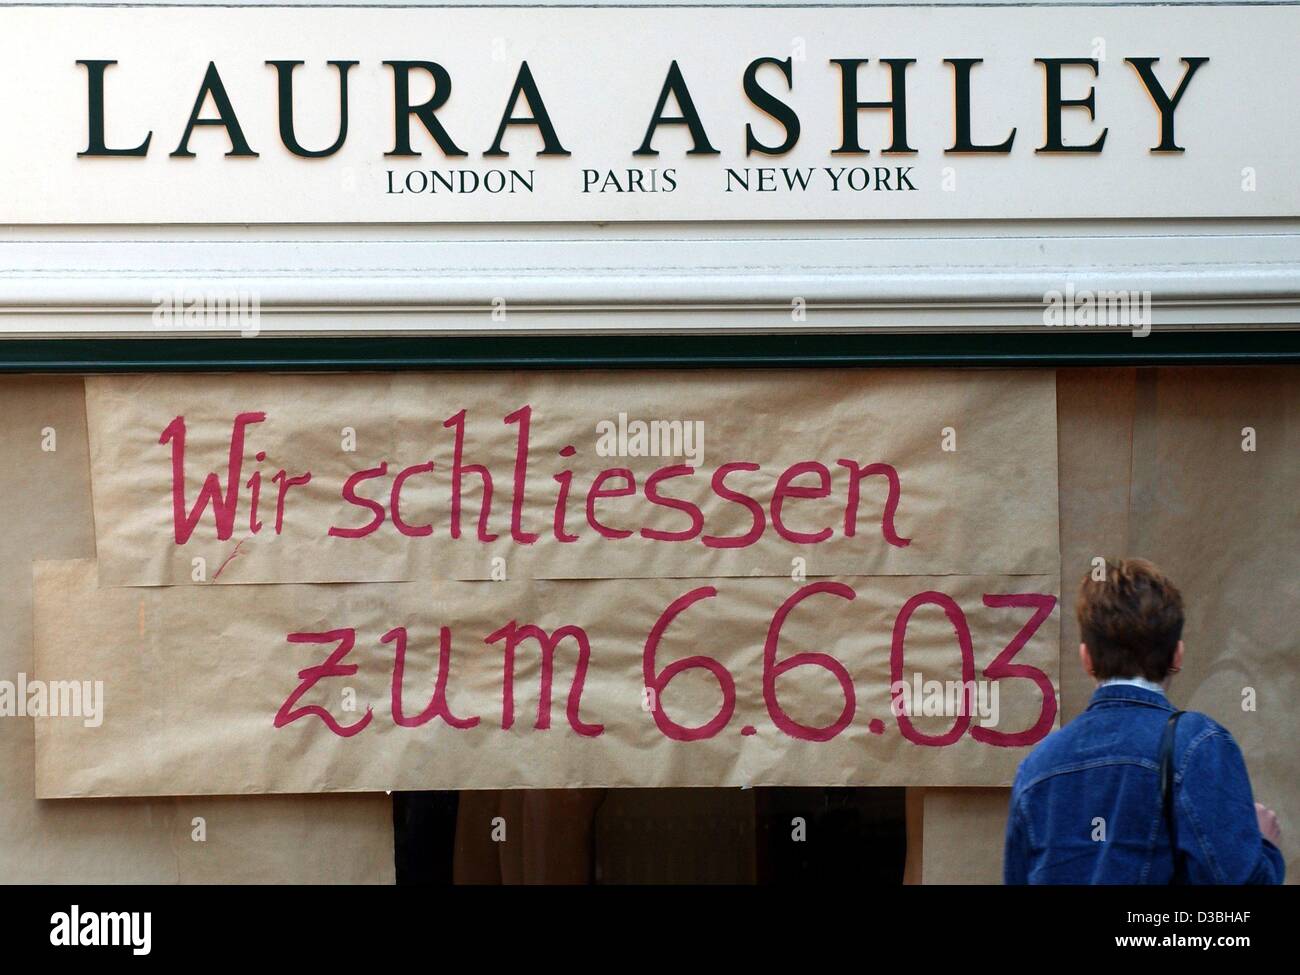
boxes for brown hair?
[1076,558,1185,681]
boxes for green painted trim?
[2,330,1297,371]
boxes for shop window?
[394,787,907,884]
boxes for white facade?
[0,0,1296,345]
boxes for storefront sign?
[35,369,1060,796]
[2,5,1296,222]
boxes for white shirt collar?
[1097,675,1167,696]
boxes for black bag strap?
[1159,710,1187,884]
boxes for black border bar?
[15,883,1290,960]
[1,329,1297,372]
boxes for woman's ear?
[1171,640,1185,674]
[1078,642,1094,678]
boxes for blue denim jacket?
[1004,683,1284,884]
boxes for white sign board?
[0,4,1295,222]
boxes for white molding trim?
[13,2,1295,7]
[2,222,1298,336]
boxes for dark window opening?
[394,787,907,885]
